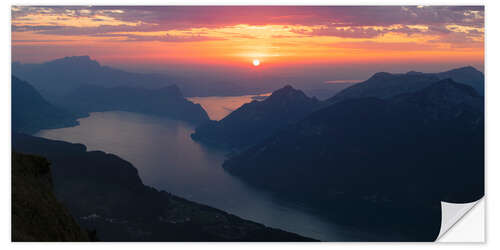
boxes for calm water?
[36,95,368,241]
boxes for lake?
[35,95,369,241]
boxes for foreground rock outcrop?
[12,152,90,241]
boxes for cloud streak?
[12,6,484,37]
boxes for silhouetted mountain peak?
[271,84,298,94]
[267,85,311,103]
[47,56,101,68]
[191,85,322,149]
[446,66,480,74]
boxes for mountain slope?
[224,79,484,241]
[12,152,90,241]
[61,84,210,125]
[191,85,323,149]
[327,66,484,104]
[12,133,314,242]
[12,76,78,134]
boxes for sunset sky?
[11,6,484,77]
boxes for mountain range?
[192,66,483,150]
[12,56,171,101]
[12,74,210,128]
[223,79,484,241]
[327,66,484,104]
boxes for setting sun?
[252,59,260,66]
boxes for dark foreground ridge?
[12,152,91,241]
[12,133,315,242]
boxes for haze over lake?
[36,95,372,241]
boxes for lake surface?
[36,95,370,241]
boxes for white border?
[3,0,491,6]
[3,0,497,249]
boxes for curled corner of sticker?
[436,198,483,240]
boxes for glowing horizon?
[12,6,484,70]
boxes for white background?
[1,0,497,249]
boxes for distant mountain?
[12,56,176,101]
[224,79,484,241]
[12,133,314,241]
[12,76,78,134]
[327,66,484,104]
[61,84,210,125]
[12,152,91,241]
[191,85,323,149]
